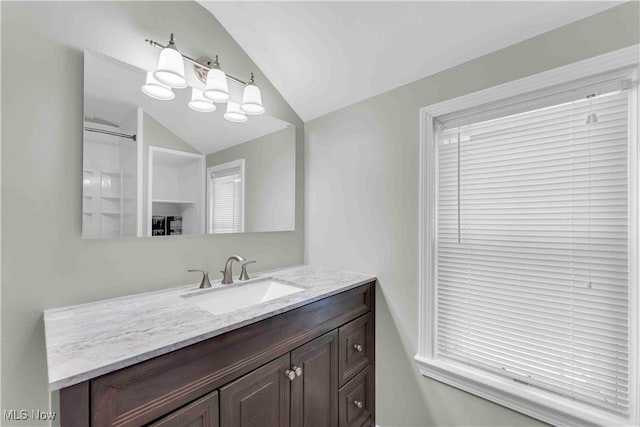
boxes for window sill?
[414,355,633,427]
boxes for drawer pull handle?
[285,369,296,381]
[353,344,363,352]
[353,400,363,409]
[294,366,303,377]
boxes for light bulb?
[203,68,230,103]
[188,88,216,112]
[141,71,175,100]
[241,83,265,115]
[224,101,248,123]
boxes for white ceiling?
[84,51,291,155]
[200,1,623,122]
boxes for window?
[207,159,244,233]
[417,47,639,427]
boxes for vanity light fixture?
[188,88,216,113]
[143,33,265,121]
[241,74,265,115]
[204,56,230,103]
[224,101,248,123]
[153,34,188,89]
[141,71,175,101]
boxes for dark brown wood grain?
[91,284,372,427]
[338,365,373,427]
[147,391,219,427]
[60,381,90,427]
[219,354,290,427]
[290,330,338,427]
[337,314,374,387]
[369,285,376,426]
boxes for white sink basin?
[182,278,303,315]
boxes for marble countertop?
[44,265,376,391]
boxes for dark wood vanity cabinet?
[59,282,375,427]
[148,391,219,427]
[220,331,338,427]
[220,354,291,427]
[290,331,338,427]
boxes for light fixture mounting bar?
[145,39,249,85]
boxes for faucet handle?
[188,269,212,289]
[239,261,256,281]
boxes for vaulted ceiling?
[200,1,623,122]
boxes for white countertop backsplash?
[44,265,376,391]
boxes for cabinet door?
[147,391,219,427]
[291,330,338,427]
[220,354,290,427]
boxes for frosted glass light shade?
[153,47,187,88]
[224,101,248,123]
[188,88,216,112]
[203,68,230,103]
[141,72,175,100]
[240,83,265,115]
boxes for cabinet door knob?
[293,366,303,377]
[353,400,363,409]
[353,344,363,352]
[285,369,296,381]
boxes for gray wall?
[1,2,304,425]
[304,3,639,426]
[207,126,296,232]
[144,111,202,155]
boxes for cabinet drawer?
[338,313,373,386]
[338,365,373,427]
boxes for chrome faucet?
[221,255,245,284]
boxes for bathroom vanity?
[45,266,376,427]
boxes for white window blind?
[435,86,631,416]
[208,161,244,233]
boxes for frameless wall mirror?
[83,50,296,239]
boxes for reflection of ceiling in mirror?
[84,50,292,155]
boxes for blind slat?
[209,163,243,233]
[435,88,630,416]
